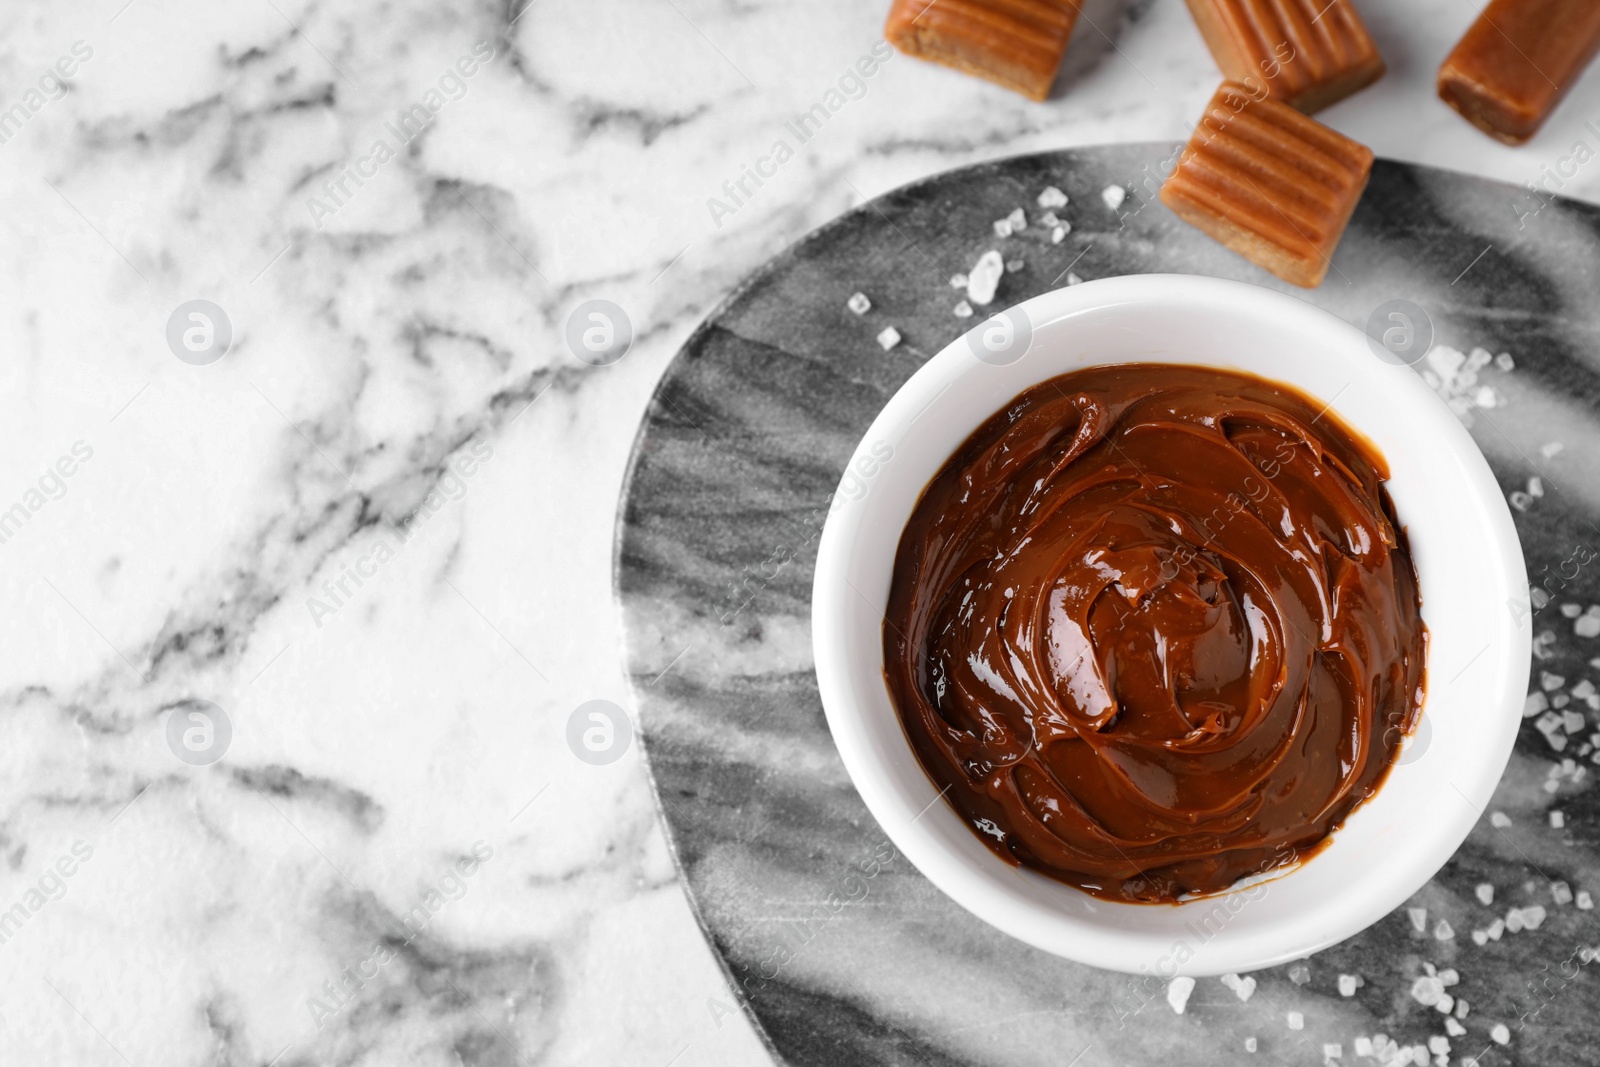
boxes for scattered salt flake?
[1495,352,1515,371]
[1167,975,1195,1014]
[1437,993,1455,1014]
[1286,1011,1304,1031]
[1554,693,1571,708]
[1446,1018,1466,1037]
[1428,345,1467,383]
[949,273,968,289]
[1037,185,1068,209]
[1051,225,1067,244]
[1356,1036,1374,1057]
[1523,904,1548,929]
[1546,775,1563,789]
[1471,929,1488,946]
[847,292,871,315]
[1005,258,1024,273]
[1506,909,1524,933]
[1456,999,1469,1019]
[1221,973,1257,1001]
[1440,969,1459,986]
[1324,1043,1342,1059]
[1544,672,1566,691]
[1435,920,1454,941]
[1487,917,1505,939]
[1490,811,1512,828]
[1007,207,1027,231]
[1475,385,1500,408]
[1564,603,1584,618]
[1065,272,1084,286]
[1466,346,1493,370]
[1429,1036,1450,1056]
[1411,975,1445,1006]
[1491,1023,1510,1045]
[1538,711,1564,735]
[1529,475,1545,498]
[1548,732,1569,752]
[1541,441,1564,457]
[1565,711,1587,734]
[1578,889,1593,909]
[953,300,973,319]
[1573,680,1596,699]
[1288,963,1311,986]
[1578,615,1600,638]
[1525,692,1549,718]
[1476,883,1495,905]
[1102,184,1126,211]
[1338,974,1359,997]
[967,250,1005,306]
[876,326,901,351]
[1553,881,1573,904]
[1245,1036,1258,1053]
[993,218,1014,237]
[1408,907,1429,932]
[1039,210,1059,227]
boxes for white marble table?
[1,1,1594,1065]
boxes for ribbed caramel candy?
[1183,0,1385,113]
[1438,0,1600,145]
[886,0,1082,101]
[1160,82,1374,288]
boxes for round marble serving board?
[616,143,1600,1067]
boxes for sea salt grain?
[1051,225,1068,244]
[1446,1018,1466,1037]
[1578,615,1600,638]
[1167,975,1195,1014]
[1541,441,1564,457]
[1495,352,1515,371]
[1487,918,1505,940]
[1356,1036,1374,1056]
[1490,811,1512,828]
[1245,1037,1258,1053]
[949,273,968,288]
[1553,881,1573,904]
[967,250,1005,305]
[1429,1036,1450,1056]
[847,292,871,315]
[1338,974,1359,996]
[1578,889,1593,909]
[1005,258,1025,273]
[1491,1023,1510,1045]
[1523,904,1548,929]
[1324,1043,1342,1059]
[1435,920,1455,941]
[993,218,1014,237]
[1287,1011,1304,1030]
[1066,272,1085,286]
[1409,907,1428,932]
[1102,184,1126,211]
[875,326,901,351]
[1565,711,1587,733]
[1007,207,1027,231]
[1440,969,1459,986]
[1552,811,1567,829]
[953,300,973,319]
[1411,975,1445,1006]
[1221,973,1257,1001]
[1544,672,1566,691]
[1476,883,1495,905]
[1288,963,1311,985]
[1564,603,1584,618]
[1525,692,1549,718]
[1037,185,1068,209]
[1471,929,1488,946]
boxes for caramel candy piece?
[885,0,1081,101]
[1438,0,1600,145]
[1160,82,1374,288]
[1183,0,1385,113]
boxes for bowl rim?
[811,272,1531,976]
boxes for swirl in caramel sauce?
[883,364,1427,903]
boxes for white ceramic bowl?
[812,274,1530,976]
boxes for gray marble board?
[616,143,1600,1067]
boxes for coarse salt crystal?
[949,273,968,288]
[1221,973,1257,1001]
[1475,385,1499,408]
[1467,346,1493,370]
[1487,918,1505,939]
[1039,211,1059,227]
[1578,615,1600,638]
[1245,1036,1258,1053]
[1529,476,1544,497]
[1446,1018,1466,1037]
[1356,1036,1374,1056]
[1005,259,1024,273]
[1411,975,1445,1006]
[875,326,901,351]
[953,300,973,319]
[993,218,1014,237]
[1287,1011,1304,1030]
[1325,1043,1342,1059]
[1051,225,1067,244]
[1506,909,1524,933]
[1565,711,1587,734]
[1541,441,1564,457]
[1409,907,1428,932]
[1288,963,1311,985]
[847,292,871,315]
[1476,883,1495,905]
[1437,993,1455,1014]
[1167,975,1195,1014]
[1066,272,1084,286]
[1524,904,1548,929]
[1102,184,1126,211]
[1553,881,1573,904]
[1544,672,1566,691]
[1338,974,1359,996]
[1554,693,1571,708]
[1037,185,1068,209]
[1427,345,1467,383]
[1491,1023,1510,1045]
[967,250,1004,306]
[1456,999,1469,1019]
[1574,680,1597,699]
[1564,603,1584,618]
[1435,920,1455,940]
[1471,929,1488,946]
[1525,693,1549,718]
[1440,968,1459,986]
[1429,1036,1450,1055]
[1007,207,1027,231]
[1578,890,1593,909]
[1490,812,1511,828]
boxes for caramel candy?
[1438,0,1600,145]
[885,0,1081,101]
[1183,0,1385,113]
[1160,82,1374,288]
